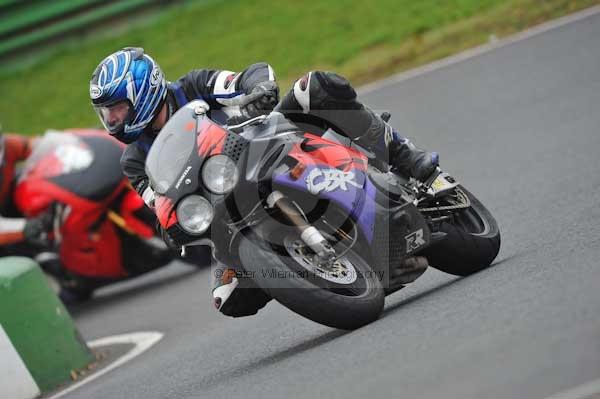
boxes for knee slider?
[312,71,357,101]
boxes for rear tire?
[422,186,500,276]
[237,226,384,330]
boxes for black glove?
[23,208,55,247]
[243,81,279,118]
[157,222,180,251]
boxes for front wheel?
[421,186,500,276]
[237,223,384,330]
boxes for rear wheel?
[421,186,500,276]
[237,221,384,330]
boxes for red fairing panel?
[119,189,155,239]
[59,216,125,278]
[14,178,130,277]
[288,133,368,172]
[15,179,129,277]
[197,119,227,157]
[14,176,101,218]
[155,195,178,229]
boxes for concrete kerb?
[0,256,93,398]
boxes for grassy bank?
[0,0,598,135]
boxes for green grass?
[0,0,598,135]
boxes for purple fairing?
[272,165,376,242]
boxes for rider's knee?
[279,71,359,114]
[309,71,357,104]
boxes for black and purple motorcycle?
[147,100,500,330]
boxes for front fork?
[265,191,335,263]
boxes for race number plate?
[430,172,459,196]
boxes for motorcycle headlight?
[202,155,239,194]
[176,195,214,235]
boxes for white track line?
[358,5,600,95]
[544,378,600,399]
[46,331,163,399]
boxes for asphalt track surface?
[62,9,600,399]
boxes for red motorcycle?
[13,129,205,302]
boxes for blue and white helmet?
[90,47,167,144]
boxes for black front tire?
[237,228,384,330]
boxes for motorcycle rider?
[0,129,41,253]
[90,47,438,317]
[0,130,95,256]
[90,47,279,209]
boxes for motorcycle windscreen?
[18,130,94,182]
[146,104,200,195]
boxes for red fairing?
[119,189,154,238]
[14,175,102,218]
[15,152,70,203]
[155,195,178,229]
[13,130,131,278]
[288,133,368,172]
[59,216,125,278]
[15,177,129,278]
[197,119,227,157]
[14,179,129,277]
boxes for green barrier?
[0,0,102,37]
[0,257,93,392]
[0,0,159,57]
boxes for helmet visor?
[94,100,134,134]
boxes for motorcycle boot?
[212,263,271,317]
[278,70,439,181]
[356,109,440,182]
